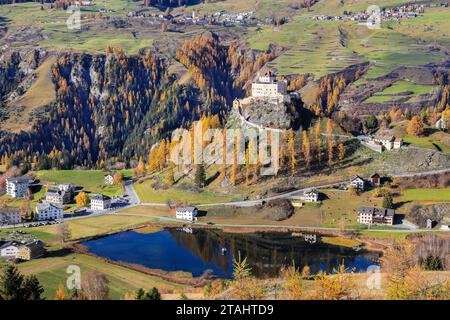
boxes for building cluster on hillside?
[1,173,119,226]
[0,239,45,261]
[312,3,438,23]
[126,9,277,27]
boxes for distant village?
[312,3,447,23]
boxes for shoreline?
[57,221,388,286]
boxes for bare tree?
[77,272,110,300]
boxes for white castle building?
[251,70,290,103]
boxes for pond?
[82,228,380,279]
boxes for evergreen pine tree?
[194,163,206,188]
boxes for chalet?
[357,207,395,225]
[104,173,114,185]
[0,207,21,225]
[348,176,365,191]
[90,194,111,211]
[0,241,20,257]
[176,206,198,222]
[5,176,32,198]
[35,202,64,221]
[370,173,381,187]
[45,189,71,205]
[16,240,45,261]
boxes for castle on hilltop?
[251,70,290,103]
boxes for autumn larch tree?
[407,116,425,137]
[338,143,345,161]
[302,130,311,170]
[75,191,89,207]
[288,129,297,176]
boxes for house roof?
[370,173,381,178]
[176,206,198,213]
[20,240,44,251]
[351,175,364,181]
[36,201,63,211]
[357,207,395,217]
[0,207,20,214]
[46,189,66,196]
[6,176,32,184]
[91,194,111,201]
[0,241,20,250]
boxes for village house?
[370,173,382,187]
[35,202,64,221]
[291,189,320,203]
[176,206,198,222]
[348,176,365,191]
[5,176,32,198]
[45,189,71,205]
[58,183,75,194]
[90,194,112,211]
[357,207,395,225]
[0,241,21,258]
[16,240,45,261]
[104,173,115,185]
[0,207,21,225]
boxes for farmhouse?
[176,206,198,222]
[370,173,382,187]
[45,189,71,205]
[291,189,320,203]
[0,241,20,257]
[5,176,32,198]
[348,176,365,191]
[35,202,64,221]
[357,207,395,225]
[372,133,403,151]
[91,194,112,211]
[0,207,21,225]
[16,240,45,261]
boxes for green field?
[3,252,185,300]
[38,214,157,240]
[399,188,450,202]
[403,136,450,154]
[364,81,438,103]
[134,179,239,204]
[37,169,132,197]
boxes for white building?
[5,176,32,198]
[0,241,20,257]
[357,207,395,225]
[35,202,64,221]
[372,134,403,151]
[90,194,112,211]
[251,70,290,103]
[0,208,21,225]
[348,176,365,191]
[58,183,74,194]
[45,189,71,205]
[176,206,198,222]
[104,174,114,185]
[291,189,319,203]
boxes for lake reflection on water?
[82,228,380,278]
